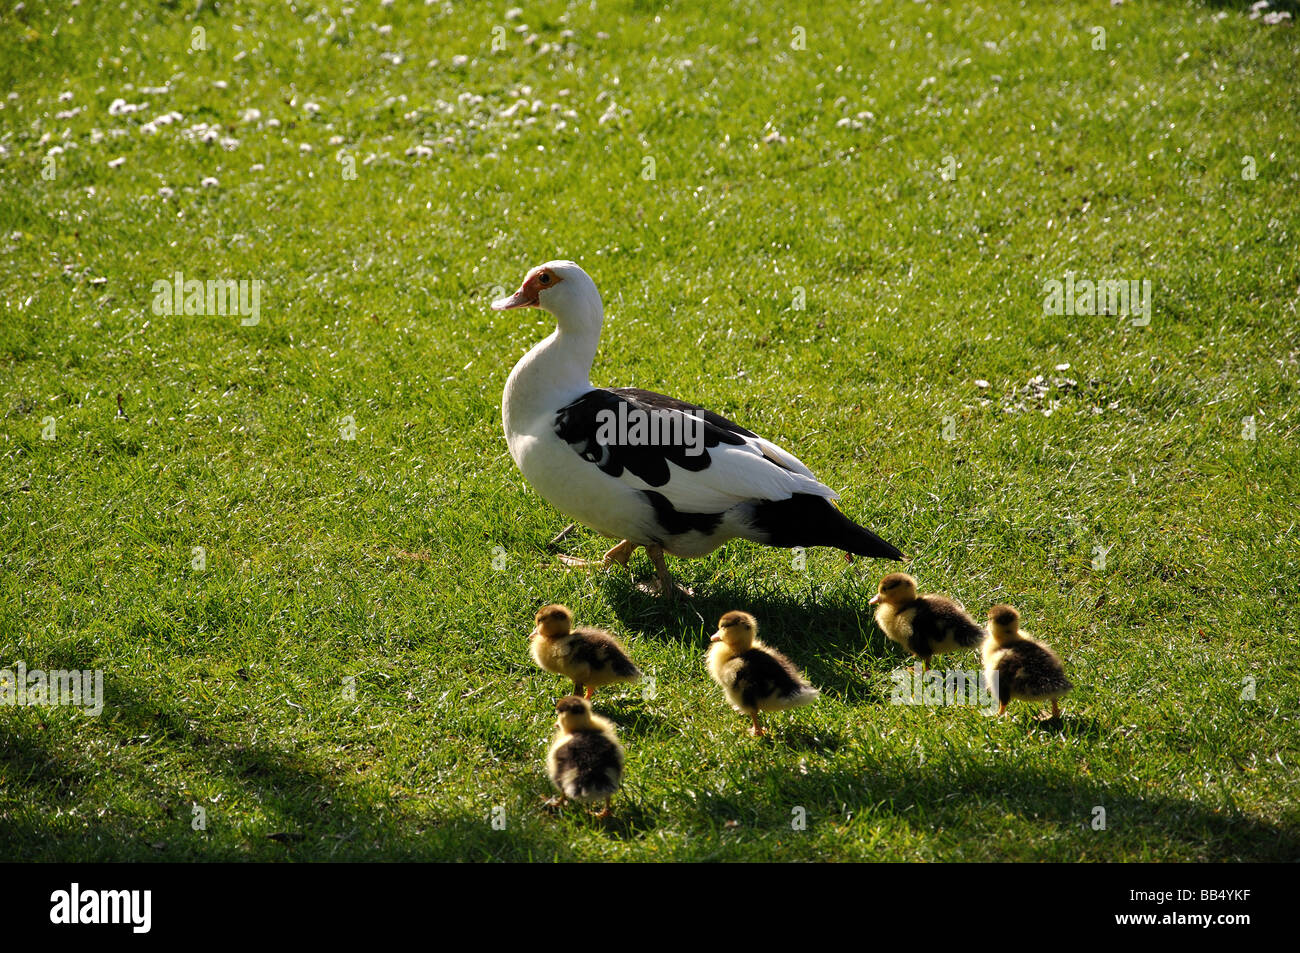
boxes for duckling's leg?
[573,681,585,697]
[584,686,596,700]
[750,713,765,737]
[639,544,695,599]
[997,700,1008,717]
[544,794,567,809]
[595,797,613,819]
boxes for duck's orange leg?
[642,544,695,600]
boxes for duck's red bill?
[492,288,536,310]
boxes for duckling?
[546,695,625,817]
[982,604,1072,719]
[529,604,641,699]
[869,573,985,670]
[706,611,819,736]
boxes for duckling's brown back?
[735,647,809,708]
[910,596,985,654]
[995,641,1071,701]
[570,628,640,678]
[552,730,624,799]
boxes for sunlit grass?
[0,0,1297,860]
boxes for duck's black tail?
[748,493,906,561]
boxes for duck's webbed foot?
[557,538,637,572]
[637,544,695,599]
[602,539,636,567]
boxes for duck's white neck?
[501,301,603,444]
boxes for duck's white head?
[492,260,603,337]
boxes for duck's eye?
[539,272,551,285]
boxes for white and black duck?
[495,260,904,596]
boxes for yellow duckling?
[529,604,642,699]
[546,695,625,817]
[982,605,1072,719]
[869,572,986,670]
[706,611,819,736]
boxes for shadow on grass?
[535,796,658,842]
[595,696,679,739]
[6,675,1289,861]
[691,757,1300,862]
[602,575,894,699]
[0,677,590,861]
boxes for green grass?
[1,0,1297,861]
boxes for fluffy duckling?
[529,604,641,699]
[982,605,1072,719]
[546,695,625,817]
[870,573,985,670]
[706,611,819,736]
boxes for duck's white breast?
[508,416,660,543]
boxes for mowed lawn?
[1,0,1297,861]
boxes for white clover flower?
[108,98,145,115]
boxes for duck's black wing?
[553,388,905,559]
